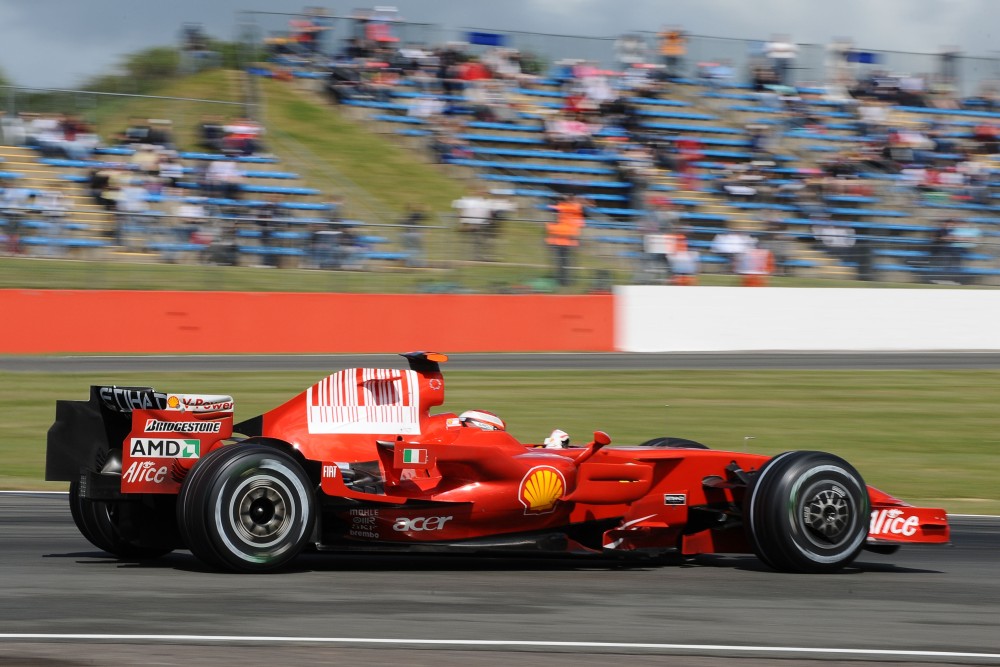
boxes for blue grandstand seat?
[640,122,744,135]
[479,174,629,189]
[372,114,426,124]
[469,147,620,162]
[21,236,110,249]
[635,109,718,121]
[456,133,546,146]
[896,105,1000,119]
[363,251,412,262]
[179,152,278,164]
[627,97,691,107]
[341,99,410,112]
[465,121,543,132]
[449,159,615,175]
[239,246,306,257]
[239,184,321,196]
[148,242,206,253]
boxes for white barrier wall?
[615,286,1000,352]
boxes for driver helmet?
[459,409,506,431]
[544,429,570,448]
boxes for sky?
[1,0,998,89]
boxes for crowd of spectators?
[253,20,1000,286]
[5,15,1000,287]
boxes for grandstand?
[3,15,1000,289]
[332,69,1000,285]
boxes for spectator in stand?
[36,184,69,249]
[158,151,185,189]
[0,112,27,146]
[812,219,856,266]
[452,190,513,261]
[431,122,473,163]
[366,65,401,102]
[765,35,798,86]
[459,57,491,84]
[205,153,243,200]
[253,194,283,267]
[481,47,527,84]
[675,135,702,191]
[639,196,679,282]
[199,116,227,152]
[668,232,700,285]
[545,113,598,151]
[121,117,151,145]
[931,219,961,283]
[737,239,775,287]
[615,33,648,71]
[972,122,998,154]
[616,144,654,210]
[59,115,98,161]
[27,114,67,158]
[146,119,175,150]
[711,226,755,274]
[658,26,687,77]
[130,144,160,177]
[223,117,265,156]
[400,203,428,268]
[1,185,30,255]
[760,217,796,277]
[546,193,587,287]
[115,177,151,249]
[466,80,516,123]
[409,94,445,121]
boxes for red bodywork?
[117,354,949,556]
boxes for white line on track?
[0,635,998,660]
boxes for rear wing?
[46,386,234,492]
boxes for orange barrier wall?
[0,290,614,353]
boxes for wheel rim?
[803,488,850,540]
[229,475,295,548]
[798,481,856,548]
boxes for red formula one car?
[46,353,949,573]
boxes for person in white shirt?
[765,36,799,86]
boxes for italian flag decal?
[402,448,427,464]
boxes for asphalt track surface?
[5,351,1000,372]
[1,494,998,667]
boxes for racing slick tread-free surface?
[176,444,316,573]
[68,478,174,559]
[744,450,870,573]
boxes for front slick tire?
[745,451,870,573]
[178,444,315,573]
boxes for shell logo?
[166,395,181,410]
[519,466,566,515]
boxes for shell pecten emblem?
[519,466,566,515]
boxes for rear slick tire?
[68,478,174,559]
[744,450,870,573]
[177,444,315,573]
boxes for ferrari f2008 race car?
[46,352,949,573]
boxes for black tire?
[68,478,175,559]
[176,444,315,573]
[744,451,870,573]
[637,436,709,449]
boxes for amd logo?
[129,438,200,459]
